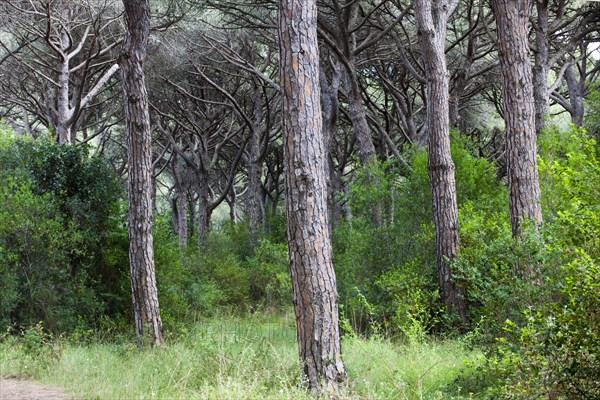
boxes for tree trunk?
[197,171,210,246]
[320,64,343,232]
[492,0,543,238]
[56,53,73,145]
[247,84,263,237]
[176,191,188,247]
[279,0,347,393]
[119,0,163,345]
[564,64,584,126]
[414,0,468,324]
[346,67,377,165]
[533,0,550,135]
[172,152,188,247]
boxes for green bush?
[333,136,510,336]
[539,126,600,257]
[0,127,125,333]
[246,238,291,308]
[483,252,600,399]
[462,127,600,398]
[153,220,291,324]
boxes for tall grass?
[0,314,478,399]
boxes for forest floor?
[0,314,482,399]
[0,377,72,400]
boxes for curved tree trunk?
[279,0,347,393]
[492,0,543,238]
[414,0,468,324]
[119,0,163,345]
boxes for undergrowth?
[0,314,479,399]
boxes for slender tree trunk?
[119,0,163,345]
[279,0,347,393]
[414,0,468,324]
[176,191,188,247]
[172,196,179,234]
[320,64,342,232]
[564,64,584,126]
[197,171,210,246]
[189,198,196,238]
[346,67,377,165]
[492,0,543,238]
[247,85,262,236]
[533,0,550,135]
[172,153,188,247]
[227,190,240,223]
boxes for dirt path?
[0,378,73,400]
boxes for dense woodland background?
[1,0,600,398]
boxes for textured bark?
[414,0,468,324]
[119,0,163,345]
[279,0,347,393]
[533,0,550,135]
[492,0,543,237]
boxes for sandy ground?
[0,378,73,400]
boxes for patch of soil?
[0,377,74,400]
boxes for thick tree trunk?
[492,0,543,238]
[56,54,73,144]
[414,0,468,324]
[533,0,550,135]
[279,0,347,393]
[119,0,163,345]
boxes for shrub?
[484,252,600,399]
[0,128,125,333]
[333,136,510,336]
[463,127,600,398]
[246,238,290,308]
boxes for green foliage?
[1,322,63,377]
[0,315,478,400]
[153,219,291,329]
[539,126,600,257]
[482,252,600,399]
[461,127,600,398]
[0,127,125,333]
[334,136,509,337]
[584,83,600,138]
[246,239,291,307]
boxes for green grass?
[0,314,480,399]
